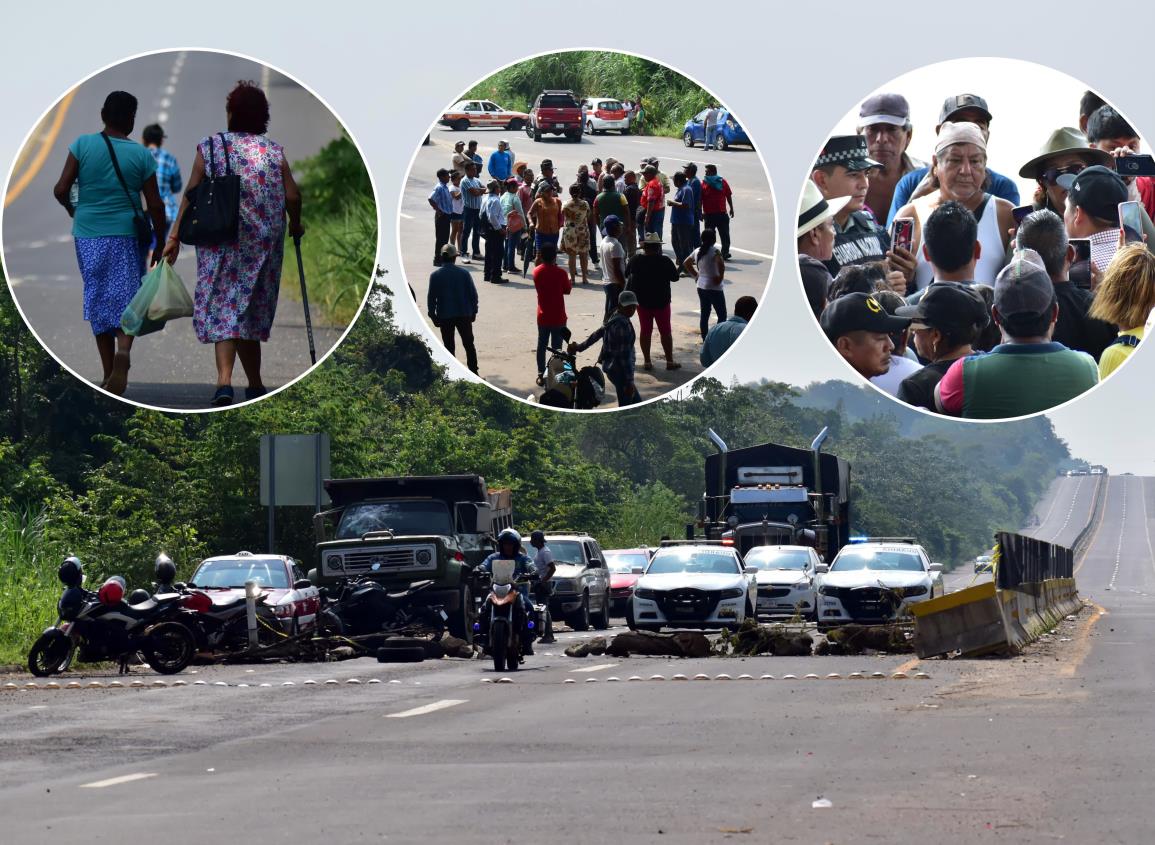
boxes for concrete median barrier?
[914,526,1086,658]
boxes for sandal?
[211,385,235,407]
[105,350,131,396]
[666,361,682,370]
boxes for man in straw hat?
[797,180,851,318]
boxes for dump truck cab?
[313,475,512,643]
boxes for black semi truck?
[697,427,851,562]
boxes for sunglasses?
[1041,163,1086,185]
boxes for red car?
[190,551,320,635]
[604,548,651,617]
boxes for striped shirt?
[461,176,484,210]
[429,181,454,215]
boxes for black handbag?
[101,132,152,251]
[178,132,241,246]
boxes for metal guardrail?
[1071,474,1109,558]
[995,532,1074,590]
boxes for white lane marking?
[385,699,468,719]
[728,247,774,260]
[1142,478,1155,584]
[81,772,157,789]
[399,212,414,220]
[570,663,619,673]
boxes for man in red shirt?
[533,242,573,384]
[701,163,735,259]
[640,165,665,240]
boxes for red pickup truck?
[527,90,584,143]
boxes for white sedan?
[743,545,820,621]
[815,542,943,628]
[629,545,755,631]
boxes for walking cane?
[293,235,317,365]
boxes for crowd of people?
[52,84,303,405]
[800,89,1155,419]
[426,141,755,405]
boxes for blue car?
[682,109,752,150]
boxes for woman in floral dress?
[560,183,591,284]
[163,81,304,406]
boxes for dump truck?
[697,427,851,562]
[312,475,513,642]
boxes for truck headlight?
[416,549,432,564]
[326,554,343,571]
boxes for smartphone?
[1069,238,1092,289]
[1114,154,1155,178]
[1119,201,1143,244]
[1012,205,1033,227]
[891,217,914,253]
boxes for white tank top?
[911,193,1006,289]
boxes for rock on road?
[398,127,777,406]
[2,51,350,410]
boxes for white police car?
[743,544,821,621]
[815,540,943,628]
[629,544,754,632]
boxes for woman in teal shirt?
[52,91,166,396]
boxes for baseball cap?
[1057,164,1128,221]
[820,293,911,341]
[617,290,639,307]
[603,215,622,229]
[993,249,1055,317]
[938,93,992,125]
[934,121,987,157]
[440,243,459,258]
[896,282,990,331]
[816,135,883,172]
[540,158,553,168]
[858,93,911,127]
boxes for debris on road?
[816,623,914,655]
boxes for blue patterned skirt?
[75,236,146,335]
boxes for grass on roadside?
[0,508,63,666]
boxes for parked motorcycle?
[474,561,536,672]
[538,344,605,410]
[318,575,448,643]
[27,557,197,677]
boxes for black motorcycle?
[169,585,287,659]
[320,576,448,642]
[28,559,196,677]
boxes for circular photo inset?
[1,48,378,411]
[798,58,1152,421]
[399,49,776,410]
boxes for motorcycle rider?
[528,530,557,644]
[477,528,537,657]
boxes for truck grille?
[326,545,437,575]
[656,588,719,620]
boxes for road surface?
[1,50,348,410]
[4,477,1153,844]
[398,127,776,407]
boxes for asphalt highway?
[398,127,776,406]
[3,476,1153,844]
[1,50,348,410]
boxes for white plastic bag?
[146,262,194,321]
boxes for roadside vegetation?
[0,276,1070,663]
[465,51,714,138]
[279,132,377,326]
